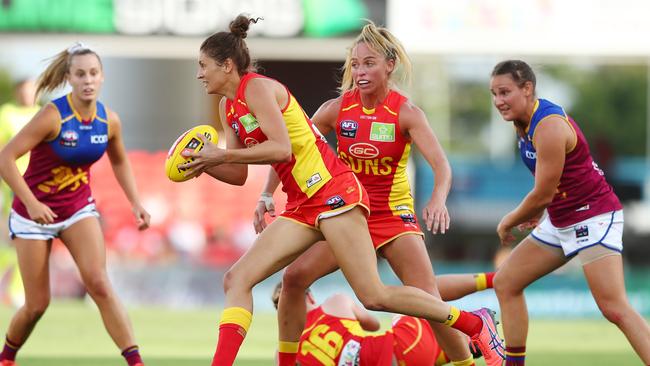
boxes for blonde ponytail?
[36,49,69,98]
[35,43,102,98]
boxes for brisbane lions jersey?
[13,94,109,222]
[225,73,349,209]
[519,99,621,227]
[336,89,415,217]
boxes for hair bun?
[229,15,262,39]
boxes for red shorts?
[359,333,394,366]
[281,172,370,228]
[392,316,440,366]
[368,212,424,250]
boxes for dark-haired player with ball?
[181,14,504,366]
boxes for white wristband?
[259,192,274,209]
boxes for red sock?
[485,272,496,288]
[121,345,143,366]
[278,351,297,366]
[212,323,247,366]
[449,311,483,337]
[505,345,526,366]
[0,336,20,361]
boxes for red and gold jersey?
[335,89,414,217]
[391,316,441,366]
[225,73,349,209]
[298,307,393,366]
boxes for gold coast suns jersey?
[336,89,414,216]
[225,73,349,209]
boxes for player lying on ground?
[271,270,496,366]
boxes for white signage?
[114,0,303,37]
[387,0,650,56]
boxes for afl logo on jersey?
[231,122,240,137]
[340,120,358,138]
[349,143,379,159]
[60,130,79,147]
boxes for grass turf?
[0,301,642,365]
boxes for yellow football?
[165,125,218,182]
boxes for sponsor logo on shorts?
[400,213,417,224]
[326,195,345,209]
[306,173,322,188]
[575,204,590,212]
[60,130,78,147]
[340,120,358,138]
[349,143,379,159]
[575,225,589,238]
[369,122,395,142]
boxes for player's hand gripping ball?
[165,125,218,182]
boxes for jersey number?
[300,324,343,366]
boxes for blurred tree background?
[546,65,647,157]
[0,69,13,105]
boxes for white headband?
[67,42,93,54]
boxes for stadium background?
[0,0,649,364]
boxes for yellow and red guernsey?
[225,73,349,209]
[335,89,414,216]
[298,307,394,366]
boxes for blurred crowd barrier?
[0,150,290,306]
[91,150,286,267]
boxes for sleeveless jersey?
[298,307,394,366]
[336,89,413,216]
[13,94,109,222]
[225,73,349,209]
[519,99,622,227]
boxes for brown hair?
[200,14,261,76]
[270,282,312,310]
[271,282,282,310]
[491,60,536,90]
[492,60,537,134]
[340,20,412,93]
[36,43,102,98]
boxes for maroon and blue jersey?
[519,99,621,227]
[12,94,109,222]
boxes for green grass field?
[0,301,641,366]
